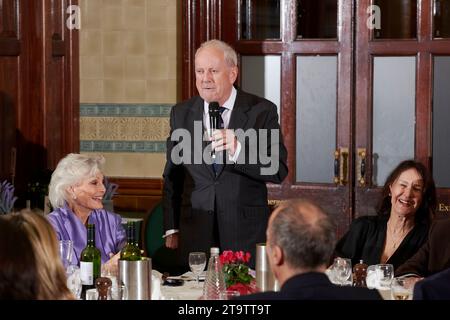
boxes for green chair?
[144,202,184,275]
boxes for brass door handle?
[334,150,340,184]
[340,148,349,186]
[357,148,366,186]
[334,148,348,185]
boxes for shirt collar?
[203,86,237,115]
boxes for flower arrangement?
[0,180,18,214]
[220,250,258,295]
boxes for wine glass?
[59,240,73,270]
[391,277,413,300]
[189,252,206,288]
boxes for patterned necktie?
[212,107,226,175]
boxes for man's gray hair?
[195,39,238,67]
[269,199,336,269]
[48,153,105,209]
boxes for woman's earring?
[72,193,77,200]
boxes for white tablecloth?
[152,271,204,300]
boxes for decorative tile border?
[80,103,172,117]
[80,141,166,153]
[80,117,170,141]
[80,103,171,153]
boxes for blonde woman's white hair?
[49,153,105,208]
[195,39,238,67]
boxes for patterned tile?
[80,118,98,140]
[97,118,121,140]
[141,117,170,140]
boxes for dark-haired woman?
[334,160,436,271]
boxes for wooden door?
[354,0,450,218]
[181,0,450,234]
[0,0,79,204]
[183,0,354,235]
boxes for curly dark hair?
[377,160,436,224]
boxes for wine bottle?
[120,221,141,261]
[80,224,101,299]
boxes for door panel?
[296,55,337,184]
[222,0,354,235]
[241,55,281,116]
[432,56,450,188]
[372,56,416,186]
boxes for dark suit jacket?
[163,89,288,267]
[413,267,450,300]
[396,218,450,277]
[235,272,382,300]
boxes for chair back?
[144,202,180,274]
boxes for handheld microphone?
[208,102,220,159]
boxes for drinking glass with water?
[189,252,206,288]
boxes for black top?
[235,272,382,300]
[334,215,429,271]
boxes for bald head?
[267,199,336,270]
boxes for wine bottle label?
[80,261,94,285]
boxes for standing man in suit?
[163,39,288,268]
[238,199,381,300]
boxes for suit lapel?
[228,90,250,130]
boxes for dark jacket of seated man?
[236,272,382,300]
[236,199,381,301]
[413,267,450,300]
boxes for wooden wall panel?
[0,0,79,206]
[0,58,18,182]
[109,178,163,214]
[44,0,79,169]
[0,0,20,182]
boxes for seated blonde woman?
[47,153,126,273]
[0,210,73,299]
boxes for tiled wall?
[79,0,179,178]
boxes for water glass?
[189,252,206,288]
[375,264,394,290]
[59,240,73,270]
[66,265,82,299]
[85,288,98,300]
[108,284,128,300]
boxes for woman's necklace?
[387,223,413,249]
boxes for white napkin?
[151,271,162,300]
